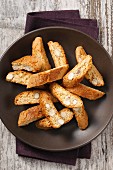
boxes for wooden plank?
[0,0,113,169]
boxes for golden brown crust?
[50,82,83,108]
[48,41,68,67]
[6,70,32,86]
[18,105,44,126]
[73,106,88,130]
[12,55,41,72]
[36,108,74,129]
[75,46,104,86]
[14,90,58,105]
[66,83,105,100]
[36,118,52,130]
[32,37,51,71]
[63,55,92,87]
[40,92,65,128]
[27,64,69,88]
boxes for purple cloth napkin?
[25,12,98,39]
[27,10,80,19]
[16,10,99,165]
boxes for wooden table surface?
[0,0,113,169]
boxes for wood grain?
[0,0,113,170]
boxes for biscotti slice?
[27,64,69,88]
[6,70,32,86]
[72,106,88,130]
[39,92,65,128]
[18,105,44,126]
[12,55,41,72]
[14,90,58,105]
[63,55,92,87]
[66,83,105,100]
[32,37,51,71]
[36,108,74,129]
[50,82,83,108]
[76,46,104,86]
[48,41,68,67]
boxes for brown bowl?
[0,27,113,151]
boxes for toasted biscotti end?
[6,71,32,86]
[11,55,41,72]
[27,64,69,88]
[40,92,65,128]
[36,108,74,129]
[72,106,88,130]
[85,64,104,86]
[36,118,52,130]
[14,90,58,105]
[66,83,105,100]
[75,46,87,62]
[18,105,44,126]
[63,55,92,87]
[32,37,51,71]
[48,41,68,67]
[50,82,83,108]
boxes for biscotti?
[27,64,69,88]
[63,55,92,87]
[6,70,32,86]
[12,55,41,72]
[76,46,104,86]
[32,37,51,71]
[36,108,74,129]
[48,41,68,67]
[50,82,83,108]
[18,105,44,126]
[72,106,88,130]
[39,92,65,128]
[66,83,105,100]
[14,90,58,105]
[6,70,45,89]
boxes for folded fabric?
[56,18,97,27]
[16,10,98,165]
[25,16,99,39]
[27,10,80,19]
[16,139,78,165]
